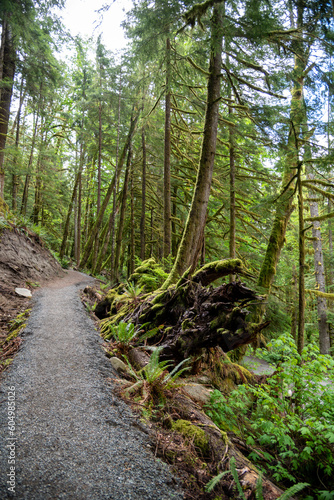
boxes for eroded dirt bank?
[0,271,183,499]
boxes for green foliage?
[104,321,139,343]
[205,456,308,498]
[206,335,334,494]
[124,346,190,403]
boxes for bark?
[0,17,16,200]
[255,5,306,323]
[306,174,330,354]
[171,393,285,499]
[164,3,223,285]
[129,163,135,276]
[163,36,172,258]
[140,129,146,260]
[11,79,24,212]
[114,145,131,280]
[109,72,123,281]
[59,164,83,259]
[21,112,39,216]
[229,103,236,282]
[297,164,305,355]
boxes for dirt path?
[0,271,182,499]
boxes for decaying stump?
[113,259,269,364]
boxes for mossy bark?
[254,8,307,324]
[163,3,223,287]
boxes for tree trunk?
[0,17,16,200]
[306,173,330,353]
[20,112,39,216]
[163,3,223,286]
[114,145,131,280]
[297,163,305,355]
[129,162,135,276]
[11,79,24,212]
[59,163,83,259]
[140,129,146,260]
[255,5,307,322]
[163,36,172,258]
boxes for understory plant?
[205,456,309,499]
[124,347,190,406]
[206,335,334,496]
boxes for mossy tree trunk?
[254,3,308,324]
[163,3,223,286]
[0,16,16,201]
[163,35,172,259]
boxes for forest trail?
[0,271,182,500]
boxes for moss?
[128,258,168,292]
[5,324,26,343]
[181,319,194,331]
[172,419,209,455]
[192,258,244,282]
[0,197,9,216]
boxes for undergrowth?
[206,334,334,498]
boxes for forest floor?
[0,269,183,499]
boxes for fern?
[277,483,309,500]
[205,470,230,492]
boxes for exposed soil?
[0,226,64,334]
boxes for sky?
[56,0,133,54]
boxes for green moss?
[5,324,26,343]
[181,319,194,331]
[128,258,168,292]
[172,419,209,455]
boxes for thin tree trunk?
[114,145,131,280]
[163,36,172,258]
[164,3,223,286]
[59,164,83,259]
[297,163,305,354]
[0,17,16,200]
[21,112,39,215]
[255,4,306,322]
[129,162,135,276]
[109,71,122,280]
[11,79,24,212]
[306,173,330,354]
[140,129,146,260]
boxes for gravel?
[0,271,183,499]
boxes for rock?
[128,348,150,370]
[109,356,130,375]
[15,288,32,298]
[181,383,213,404]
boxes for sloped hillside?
[0,224,63,331]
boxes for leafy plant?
[206,335,334,494]
[104,320,140,343]
[124,347,190,403]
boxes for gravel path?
[0,271,183,499]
